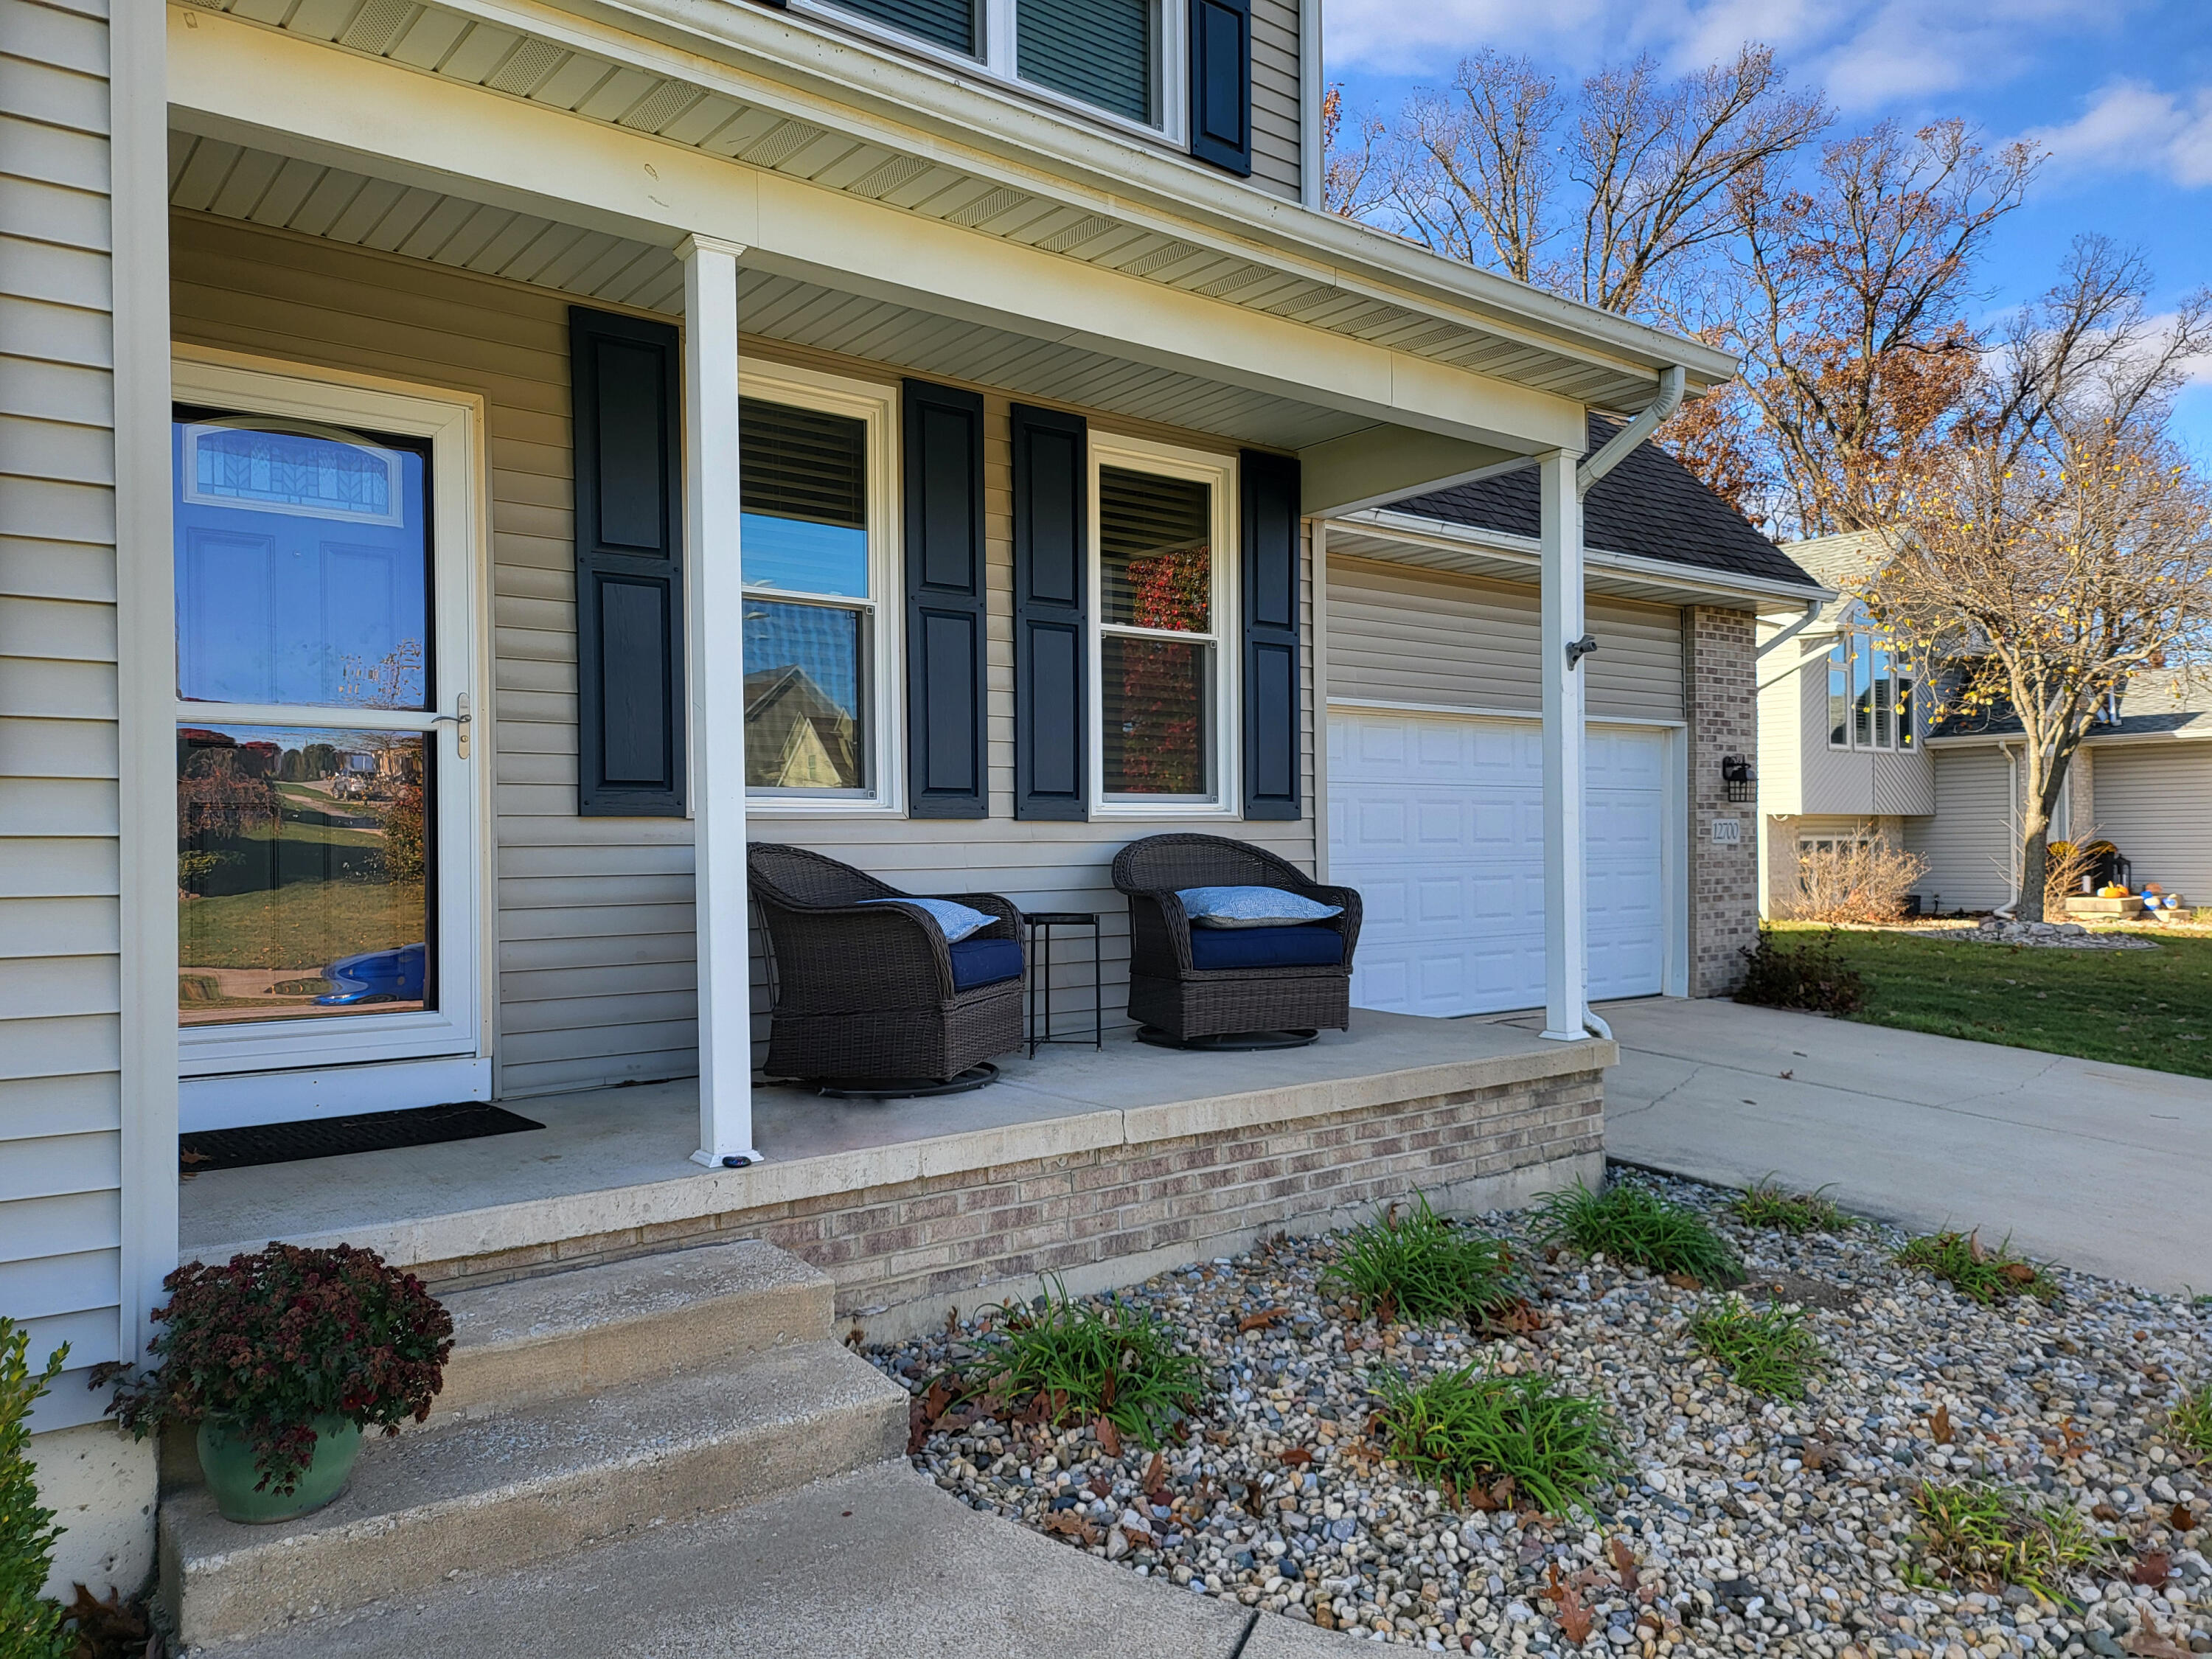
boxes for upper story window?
[1090,436,1237,810]
[740,366,900,809]
[1826,630,1914,752]
[812,0,1175,138]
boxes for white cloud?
[2025,80,2212,188]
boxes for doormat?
[179,1102,546,1174]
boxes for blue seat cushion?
[948,936,1023,990]
[1188,924,1343,971]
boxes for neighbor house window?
[1090,437,1236,810]
[739,369,897,808]
[1826,630,1913,753]
[809,0,1175,136]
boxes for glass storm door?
[172,376,483,1128]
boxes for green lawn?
[1768,922,2212,1079]
[180,878,424,970]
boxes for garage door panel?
[1330,712,1668,1017]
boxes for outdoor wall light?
[1721,754,1756,803]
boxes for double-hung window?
[1090,437,1237,811]
[1826,629,1914,752]
[810,0,1177,138]
[739,367,898,810]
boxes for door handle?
[429,692,472,758]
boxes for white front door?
[1326,710,1672,1017]
[173,359,487,1131]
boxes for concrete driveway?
[1590,997,2212,1295]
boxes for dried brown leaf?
[1097,1417,1122,1458]
[1607,1536,1638,1592]
[1931,1403,1954,1444]
[1280,1446,1314,1467]
[2132,1551,2172,1587]
[2121,1628,2191,1659]
[2171,1501,2195,1531]
[1239,1307,1287,1333]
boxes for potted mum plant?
[93,1242,453,1523]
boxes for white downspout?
[1756,599,1826,660]
[1995,740,2021,921]
[1542,367,1687,1043]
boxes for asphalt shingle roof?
[1930,664,2212,741]
[1392,413,1823,591]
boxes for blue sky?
[1324,0,2212,457]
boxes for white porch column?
[680,235,760,1166]
[1537,451,1590,1042]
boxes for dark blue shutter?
[570,306,684,817]
[1240,450,1299,821]
[1188,0,1251,177]
[1012,403,1088,821]
[904,380,989,818]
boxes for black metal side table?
[1022,911,1102,1057]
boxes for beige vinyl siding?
[1247,0,1301,204]
[1904,748,2016,912]
[170,212,1319,1077]
[1872,748,1933,815]
[2090,744,2212,900]
[1323,557,1683,723]
[0,0,125,1428]
[1754,634,1806,818]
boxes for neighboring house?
[6,0,1821,1604]
[1756,530,2211,914]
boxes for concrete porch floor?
[179,1010,1609,1276]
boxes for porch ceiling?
[169,131,1376,451]
[164,0,1730,420]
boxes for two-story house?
[7,0,1827,1620]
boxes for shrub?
[1729,1178,1848,1234]
[1369,1365,1620,1518]
[965,1281,1206,1451]
[1894,1231,2059,1304]
[1320,1194,1520,1326]
[1735,927,1868,1016]
[1,1318,72,1659]
[1687,1298,1827,1399]
[93,1243,453,1495]
[1782,834,1929,925]
[1909,1481,2102,1599]
[2042,832,2106,916]
[1530,1178,1743,1287]
[2171,1383,2212,1462]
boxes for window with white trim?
[739,367,900,810]
[804,0,1180,139]
[1826,630,1915,752]
[1089,437,1237,811]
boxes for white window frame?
[737,361,904,818]
[790,0,1189,148]
[1087,432,1239,818]
[169,352,491,1106]
[1825,627,1915,754]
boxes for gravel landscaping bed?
[868,1172,2211,1657]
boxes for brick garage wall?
[413,1070,1605,1329]
[1686,605,1759,995]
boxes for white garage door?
[1326,711,1669,1017]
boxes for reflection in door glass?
[173,421,432,709]
[176,726,433,1025]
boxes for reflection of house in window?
[744,665,860,790]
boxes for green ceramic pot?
[195,1415,362,1524]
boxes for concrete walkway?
[212,1461,1354,1658]
[1596,997,2212,1294]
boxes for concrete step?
[431,1238,835,1420]
[161,1340,908,1649]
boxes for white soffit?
[167,132,1374,449]
[167,0,1698,414]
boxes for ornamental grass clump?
[1894,1231,2059,1304]
[2,1318,72,1659]
[1369,1365,1620,1519]
[1320,1194,1520,1326]
[2172,1384,2212,1463]
[1530,1178,1744,1287]
[967,1281,1206,1451]
[1687,1297,1827,1399]
[1909,1481,2103,1601]
[93,1242,454,1495]
[1729,1178,1849,1235]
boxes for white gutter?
[1578,366,1686,497]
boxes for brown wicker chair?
[1111,834,1362,1043]
[747,844,1024,1083]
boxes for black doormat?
[179,1102,545,1174]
